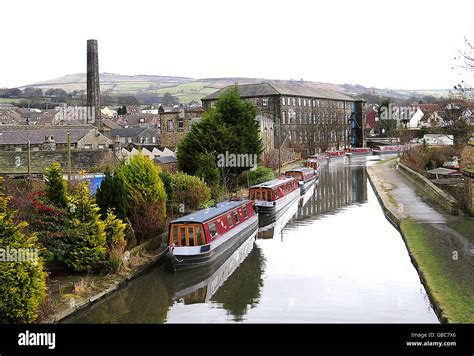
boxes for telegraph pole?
[67,131,72,182]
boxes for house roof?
[0,126,99,145]
[171,199,250,224]
[101,118,122,129]
[250,176,297,189]
[110,127,147,138]
[154,156,177,164]
[202,82,358,102]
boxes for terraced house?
[202,83,366,157]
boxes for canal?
[64,157,439,323]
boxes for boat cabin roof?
[171,199,249,224]
[285,167,314,174]
[250,176,296,189]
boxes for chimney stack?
[87,39,101,128]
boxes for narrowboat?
[345,147,372,157]
[372,145,403,155]
[165,198,258,272]
[304,158,320,172]
[324,150,346,160]
[285,166,318,194]
[249,176,300,214]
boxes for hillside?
[22,73,451,104]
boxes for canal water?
[65,157,438,323]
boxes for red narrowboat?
[249,176,300,214]
[285,166,318,194]
[372,145,403,155]
[324,150,346,160]
[165,198,258,272]
[345,147,372,157]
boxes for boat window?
[209,222,218,238]
[196,225,205,245]
[188,226,195,246]
[180,226,186,246]
[250,190,255,200]
[256,191,261,200]
[227,214,234,227]
[233,211,240,223]
[243,207,248,218]
[170,225,179,246]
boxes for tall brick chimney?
[87,39,101,128]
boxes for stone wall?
[0,149,118,175]
[462,168,474,216]
[398,163,459,214]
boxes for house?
[201,82,365,156]
[101,106,117,118]
[422,134,454,146]
[154,155,178,172]
[141,106,160,115]
[109,127,160,147]
[0,126,113,151]
[114,113,160,129]
[159,107,203,149]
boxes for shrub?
[44,162,68,209]
[159,170,174,209]
[61,182,106,272]
[118,153,167,244]
[128,200,167,243]
[103,210,127,250]
[172,172,213,212]
[238,166,275,187]
[119,153,167,208]
[96,167,129,219]
[0,196,47,323]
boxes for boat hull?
[165,215,258,272]
[300,175,318,195]
[254,187,301,214]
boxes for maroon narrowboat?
[345,147,372,157]
[324,150,346,160]
[249,176,300,214]
[165,198,258,271]
[285,167,318,194]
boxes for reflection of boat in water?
[249,176,300,214]
[346,147,372,157]
[165,198,258,272]
[285,166,318,195]
[173,232,256,304]
[257,197,299,239]
[372,145,403,155]
[299,181,316,207]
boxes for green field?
[0,98,23,103]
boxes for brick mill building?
[201,83,366,157]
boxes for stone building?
[109,127,160,147]
[0,126,113,151]
[256,115,274,154]
[202,83,366,157]
[159,107,203,149]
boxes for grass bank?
[400,220,474,323]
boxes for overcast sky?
[1,0,473,90]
